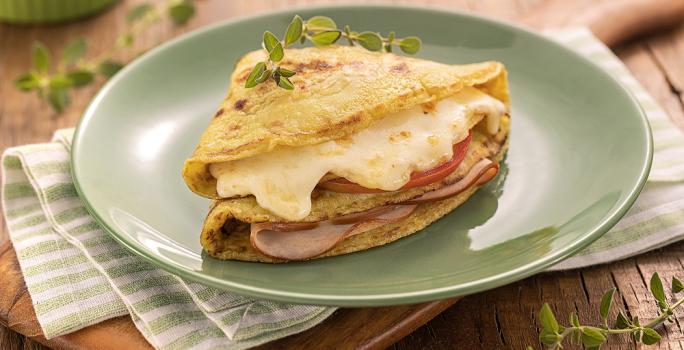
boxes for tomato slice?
[318,132,472,193]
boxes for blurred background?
[2,0,682,143]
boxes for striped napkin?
[1,128,336,348]
[1,28,683,349]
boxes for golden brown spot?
[293,59,336,73]
[366,155,382,167]
[316,112,364,136]
[334,135,353,147]
[234,99,247,111]
[213,108,225,118]
[346,112,362,124]
[390,63,409,74]
[389,130,412,142]
[421,101,437,114]
[313,60,332,71]
[228,124,241,131]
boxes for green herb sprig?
[529,272,684,349]
[14,0,196,113]
[245,15,422,90]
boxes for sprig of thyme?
[529,272,684,349]
[14,0,196,113]
[245,15,422,90]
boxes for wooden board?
[1,0,684,349]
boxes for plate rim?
[71,4,654,306]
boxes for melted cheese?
[210,88,507,220]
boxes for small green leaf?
[269,41,284,62]
[355,32,383,51]
[47,87,69,113]
[569,312,580,327]
[385,31,395,53]
[49,75,73,89]
[306,15,336,30]
[168,1,195,25]
[284,15,303,46]
[672,277,684,293]
[642,328,662,345]
[62,38,87,66]
[387,31,395,43]
[615,311,631,329]
[633,315,641,327]
[255,69,271,84]
[658,300,668,311]
[599,288,616,320]
[538,329,558,345]
[97,60,124,78]
[310,31,341,46]
[277,67,296,77]
[32,42,50,74]
[66,70,94,87]
[278,76,294,90]
[539,303,559,333]
[633,329,642,342]
[127,3,152,23]
[14,73,40,91]
[398,36,421,54]
[581,327,607,347]
[263,31,280,52]
[651,272,666,303]
[245,62,266,88]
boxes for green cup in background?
[0,0,119,24]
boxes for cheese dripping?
[210,87,507,220]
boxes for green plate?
[72,5,652,306]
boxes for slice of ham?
[403,159,499,204]
[250,158,499,261]
[251,205,416,261]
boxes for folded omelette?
[183,45,510,262]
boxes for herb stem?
[605,328,641,334]
[644,295,684,329]
[537,273,684,349]
[244,15,421,90]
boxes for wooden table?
[2,0,684,349]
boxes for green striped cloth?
[1,129,336,348]
[0,28,683,349]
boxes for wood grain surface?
[1,0,684,349]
